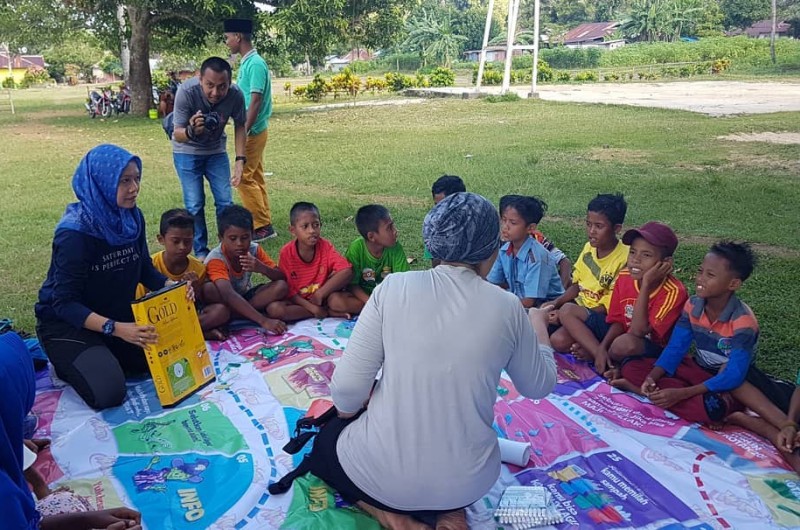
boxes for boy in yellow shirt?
[545,193,628,354]
[136,209,229,339]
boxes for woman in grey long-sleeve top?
[307,192,557,530]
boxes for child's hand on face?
[641,261,673,291]
[239,253,256,272]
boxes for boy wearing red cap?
[561,221,687,376]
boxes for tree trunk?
[771,0,778,65]
[117,4,130,82]
[128,5,152,117]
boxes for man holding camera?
[172,56,246,258]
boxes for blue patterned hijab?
[423,192,500,265]
[56,144,143,246]
[0,332,40,530]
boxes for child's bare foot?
[356,502,433,530]
[608,376,644,395]
[570,343,591,361]
[436,509,468,530]
[203,328,228,341]
[327,310,352,320]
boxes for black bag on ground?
[268,405,336,494]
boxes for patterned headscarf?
[56,144,143,246]
[423,192,500,265]
[0,332,40,530]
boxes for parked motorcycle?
[85,88,114,118]
[115,85,131,114]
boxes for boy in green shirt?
[345,204,410,312]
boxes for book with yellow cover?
[131,281,215,407]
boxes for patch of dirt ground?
[420,81,800,116]
[718,132,800,145]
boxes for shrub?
[573,70,598,82]
[429,66,456,87]
[711,58,731,74]
[603,72,620,82]
[384,72,416,91]
[20,66,52,88]
[2,77,16,89]
[556,71,571,82]
[349,60,377,74]
[293,85,307,98]
[485,92,521,103]
[283,81,292,95]
[364,76,387,93]
[304,75,331,102]
[536,59,553,82]
[415,73,430,88]
[331,68,361,97]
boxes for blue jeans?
[172,152,233,256]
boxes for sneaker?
[253,225,277,241]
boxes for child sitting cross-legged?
[344,204,410,313]
[546,193,629,353]
[620,241,799,471]
[204,205,288,334]
[268,202,359,320]
[564,221,688,377]
[488,195,564,308]
[135,209,229,340]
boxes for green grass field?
[1,85,798,380]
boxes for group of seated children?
[137,200,410,339]
[138,174,800,473]
[513,190,799,472]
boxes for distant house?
[325,49,374,72]
[745,20,792,39]
[0,52,46,86]
[563,22,625,49]
[463,46,527,62]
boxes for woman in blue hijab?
[1,332,143,530]
[35,145,169,410]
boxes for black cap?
[224,19,253,33]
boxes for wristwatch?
[102,319,116,336]
[235,155,247,163]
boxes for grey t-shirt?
[331,265,557,511]
[171,76,246,155]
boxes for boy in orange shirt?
[268,202,358,320]
[205,205,288,334]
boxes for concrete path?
[414,81,800,116]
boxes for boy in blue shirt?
[488,195,564,308]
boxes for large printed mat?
[30,318,800,529]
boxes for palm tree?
[402,9,467,67]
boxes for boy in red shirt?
[268,202,358,320]
[563,221,688,377]
[205,205,288,334]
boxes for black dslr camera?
[203,111,221,132]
